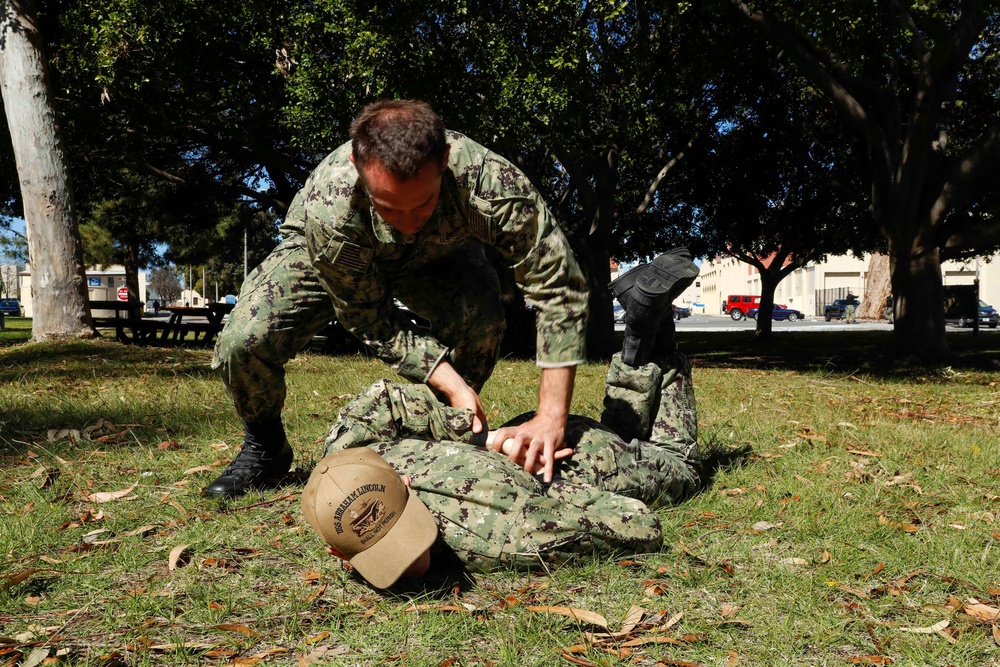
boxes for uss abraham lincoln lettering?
[332,483,387,532]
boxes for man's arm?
[426,359,487,433]
[487,366,576,483]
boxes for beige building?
[19,264,148,318]
[699,253,1000,317]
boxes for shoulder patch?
[467,196,496,245]
[332,240,373,273]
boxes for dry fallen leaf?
[780,557,810,567]
[2,568,42,590]
[213,624,258,637]
[901,619,949,634]
[85,483,136,503]
[719,604,739,617]
[751,521,782,531]
[620,636,687,647]
[644,581,669,596]
[847,657,893,665]
[526,606,608,628]
[846,448,882,457]
[560,653,598,667]
[619,605,645,633]
[168,544,191,571]
[962,599,1000,623]
[183,466,218,475]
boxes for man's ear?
[326,546,348,561]
[349,153,356,167]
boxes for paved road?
[616,315,999,334]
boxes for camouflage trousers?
[212,232,506,421]
[322,351,700,571]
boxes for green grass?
[2,326,999,666]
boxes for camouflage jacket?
[286,132,589,383]
[322,379,692,572]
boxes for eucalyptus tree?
[722,0,1000,360]
[0,0,91,337]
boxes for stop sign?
[117,286,130,301]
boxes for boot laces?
[222,442,271,477]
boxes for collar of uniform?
[369,208,419,245]
[367,179,452,245]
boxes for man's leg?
[602,351,698,450]
[393,240,506,393]
[610,248,699,366]
[208,236,336,497]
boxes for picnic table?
[160,303,235,344]
[88,300,163,344]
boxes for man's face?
[351,148,449,235]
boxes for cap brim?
[348,487,438,589]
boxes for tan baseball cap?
[302,448,438,589]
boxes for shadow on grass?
[0,336,215,384]
[677,329,1000,375]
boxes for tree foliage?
[722,0,1000,360]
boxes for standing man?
[208,100,589,498]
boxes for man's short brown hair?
[350,100,447,180]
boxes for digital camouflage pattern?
[213,131,588,420]
[321,352,700,571]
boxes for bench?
[88,300,167,344]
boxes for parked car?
[613,302,688,323]
[823,297,861,321]
[946,299,999,328]
[748,304,804,322]
[724,294,761,321]
[0,298,21,316]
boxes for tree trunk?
[123,242,142,323]
[0,0,92,338]
[859,254,890,319]
[754,269,777,340]
[582,148,618,360]
[889,237,948,360]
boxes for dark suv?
[0,298,21,316]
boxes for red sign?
[117,286,130,301]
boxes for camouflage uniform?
[322,352,700,571]
[213,133,589,421]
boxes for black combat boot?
[611,248,699,367]
[204,417,293,498]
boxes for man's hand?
[427,359,487,432]
[488,366,576,482]
[496,434,573,475]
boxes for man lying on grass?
[302,251,721,588]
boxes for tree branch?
[141,163,290,213]
[929,120,1000,227]
[941,218,1000,256]
[894,0,929,58]
[726,1,894,188]
[635,136,694,214]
